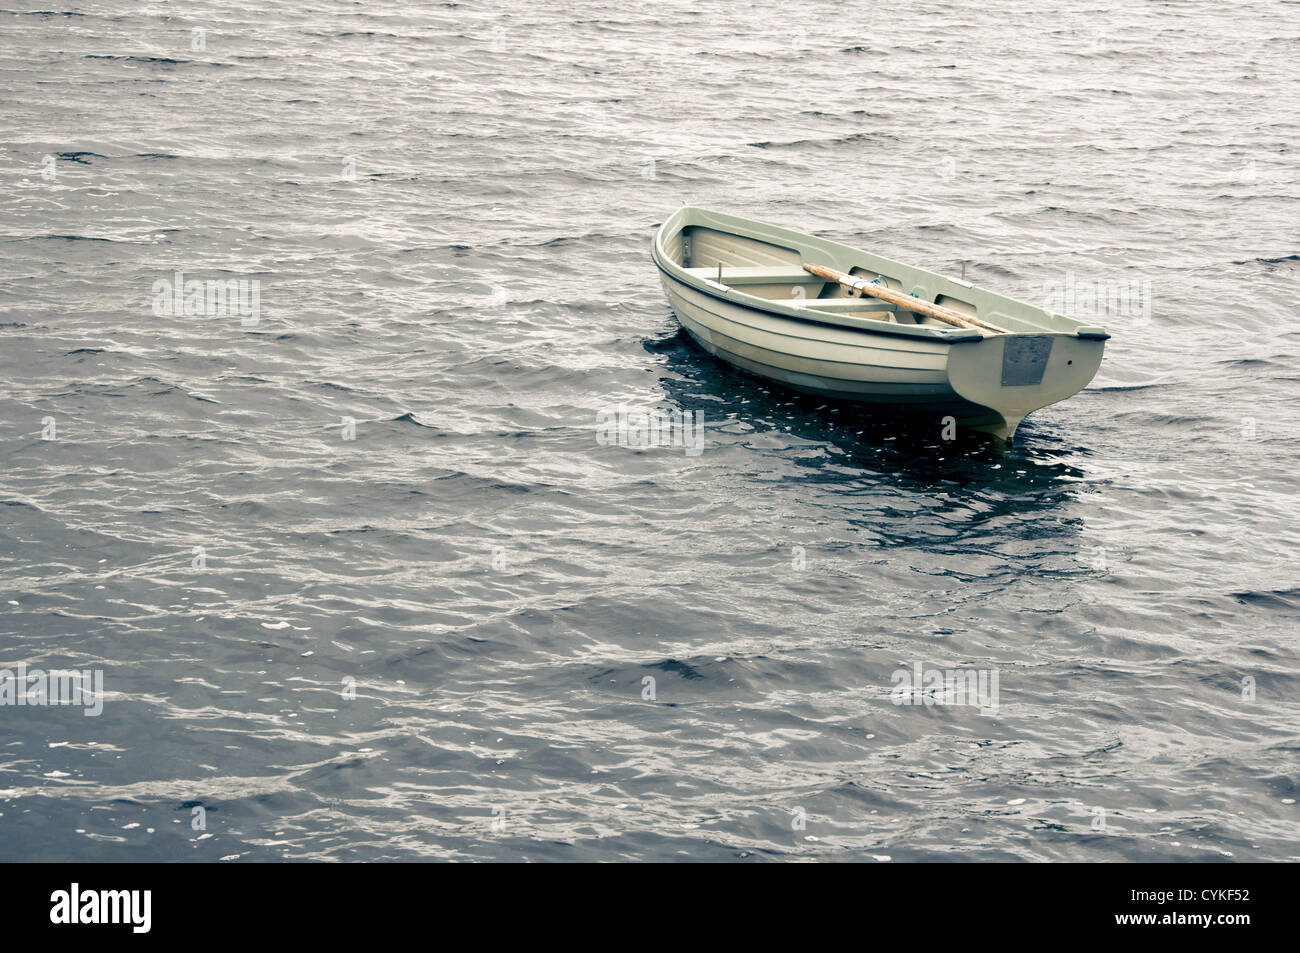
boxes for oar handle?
[802,263,1007,334]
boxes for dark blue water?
[1,0,1297,861]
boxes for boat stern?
[944,330,1107,441]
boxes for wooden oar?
[802,263,1007,334]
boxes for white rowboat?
[652,207,1110,441]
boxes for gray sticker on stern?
[1001,335,1053,386]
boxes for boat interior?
[671,223,964,328]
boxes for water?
[1,0,1297,861]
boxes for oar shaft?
[802,263,1006,334]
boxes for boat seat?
[682,265,818,286]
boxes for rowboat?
[652,206,1110,441]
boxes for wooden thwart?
[802,263,1007,334]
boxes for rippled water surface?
[2,0,1298,861]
